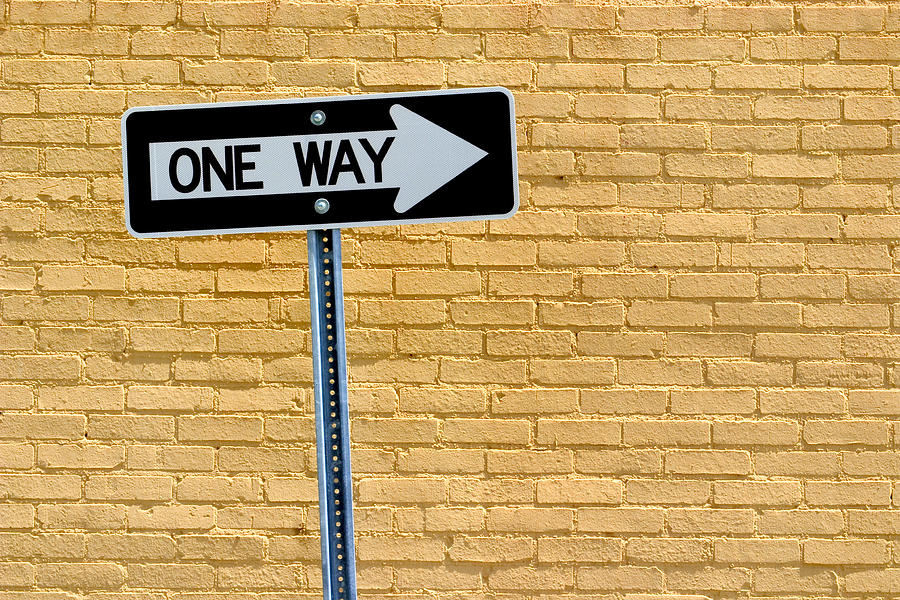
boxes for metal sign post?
[308,228,357,600]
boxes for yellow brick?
[127,563,214,589]
[756,451,840,477]
[715,538,800,563]
[126,445,214,472]
[310,33,393,59]
[0,89,35,114]
[759,274,847,299]
[360,62,444,88]
[359,477,446,504]
[487,33,568,59]
[358,4,437,28]
[631,242,716,268]
[399,448,483,475]
[799,6,885,32]
[808,244,892,270]
[448,62,532,87]
[716,64,801,89]
[581,389,666,414]
[620,6,703,31]
[270,2,352,27]
[711,126,796,151]
[577,565,665,591]
[803,124,888,150]
[666,153,748,178]
[668,96,751,122]
[707,361,793,387]
[87,414,173,441]
[805,65,890,89]
[397,33,480,59]
[0,147,39,171]
[0,325,34,351]
[713,184,798,209]
[724,242,805,268]
[399,388,484,414]
[535,5,615,29]
[536,420,621,446]
[183,60,267,86]
[714,480,801,506]
[177,535,264,561]
[2,117,86,143]
[448,535,533,561]
[583,273,667,299]
[755,567,834,594]
[755,214,842,239]
[627,64,711,89]
[578,332,663,358]
[94,1,176,25]
[488,272,574,296]
[488,506,573,532]
[755,96,840,120]
[578,507,664,533]
[577,93,659,119]
[537,65,623,90]
[36,562,125,590]
[270,61,356,87]
[443,5,528,30]
[586,153,662,180]
[396,565,478,590]
[9,1,91,24]
[759,509,844,535]
[46,29,128,55]
[443,418,530,446]
[805,481,891,506]
[670,389,755,414]
[662,37,745,61]
[519,150,576,176]
[707,6,793,31]
[572,34,656,60]
[715,302,802,327]
[131,30,217,57]
[848,389,900,415]
[0,385,33,410]
[490,565,573,590]
[221,31,307,58]
[177,476,260,503]
[181,0,266,26]
[806,539,889,565]
[577,448,662,475]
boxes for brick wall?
[1,0,899,597]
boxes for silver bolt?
[310,110,326,126]
[314,198,330,214]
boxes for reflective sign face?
[122,87,518,238]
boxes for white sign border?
[122,86,518,239]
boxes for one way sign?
[122,87,518,238]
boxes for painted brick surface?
[0,1,899,597]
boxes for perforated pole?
[308,228,357,600]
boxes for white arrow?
[382,105,487,213]
[147,104,488,213]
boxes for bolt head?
[310,110,326,126]
[314,198,330,214]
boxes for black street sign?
[122,87,518,238]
